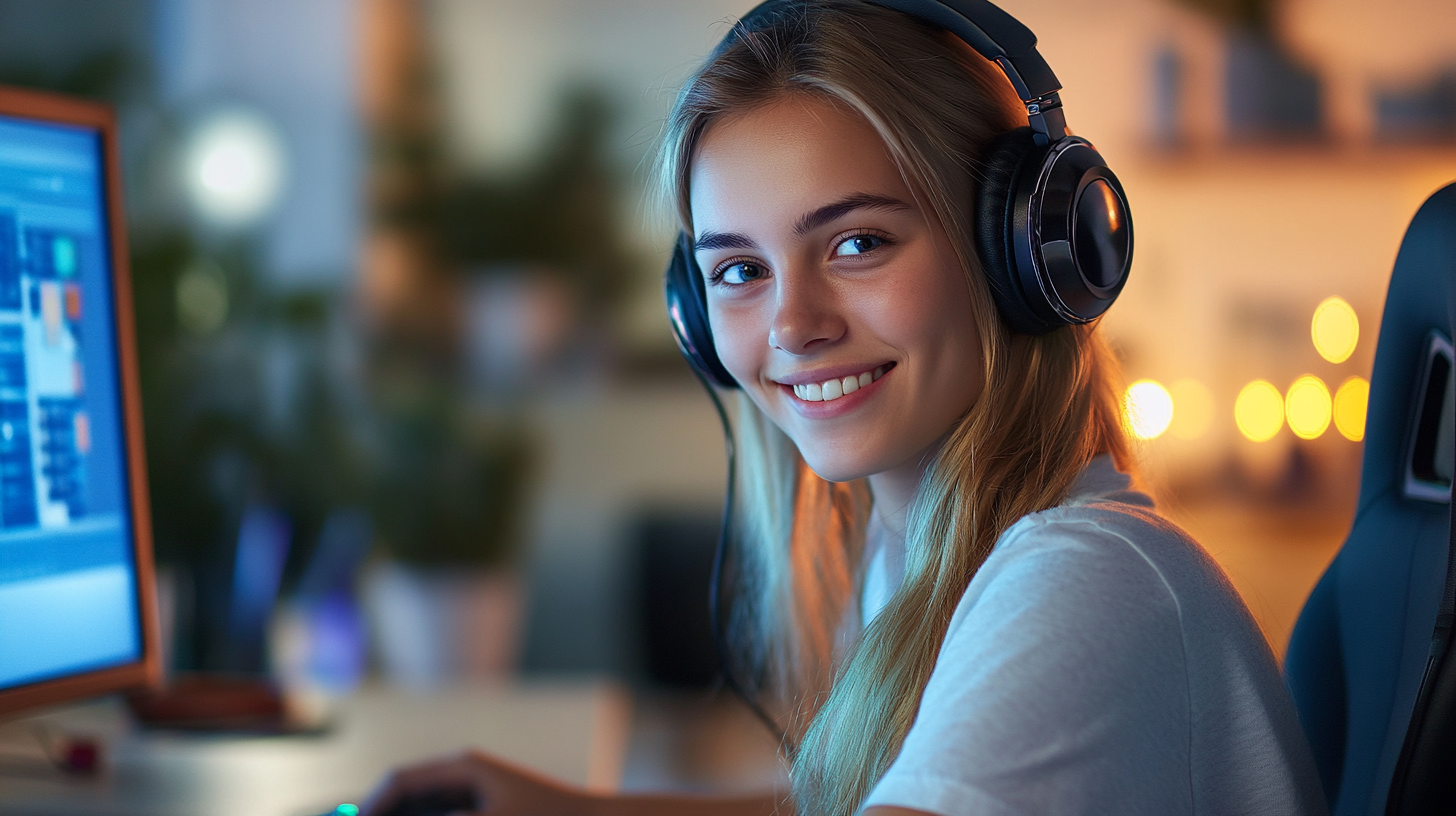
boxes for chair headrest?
[1361,182,1456,513]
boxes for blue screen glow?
[0,113,139,689]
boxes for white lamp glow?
[1124,379,1174,440]
[184,110,286,227]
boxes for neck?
[866,455,926,547]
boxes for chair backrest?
[1285,182,1456,816]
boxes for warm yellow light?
[1333,376,1370,441]
[1286,375,1333,440]
[1312,296,1359,364]
[1124,379,1174,440]
[1168,379,1214,440]
[1235,380,1284,442]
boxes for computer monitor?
[0,86,160,716]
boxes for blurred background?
[1,0,1454,795]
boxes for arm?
[360,749,785,816]
[583,793,783,816]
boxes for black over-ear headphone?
[664,0,1134,389]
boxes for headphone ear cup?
[974,127,1055,335]
[664,234,739,388]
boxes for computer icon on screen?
[0,86,160,717]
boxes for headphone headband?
[734,0,1066,142]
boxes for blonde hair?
[659,2,1132,813]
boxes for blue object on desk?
[293,509,371,692]
[227,505,292,672]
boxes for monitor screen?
[0,110,144,694]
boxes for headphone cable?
[691,366,793,754]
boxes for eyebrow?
[792,192,911,237]
[693,192,913,253]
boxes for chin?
[796,445,879,484]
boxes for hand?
[360,749,593,816]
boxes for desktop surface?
[0,680,629,816]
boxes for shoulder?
[973,481,1233,626]
[939,496,1196,677]
[934,479,1254,697]
[1002,495,1181,558]
[1000,459,1181,561]
[982,455,1200,586]
[966,495,1198,619]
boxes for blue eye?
[834,234,885,256]
[716,261,766,285]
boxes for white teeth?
[790,366,887,403]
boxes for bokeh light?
[1235,380,1284,442]
[184,110,286,227]
[1168,379,1214,440]
[1125,379,1174,440]
[1333,376,1370,441]
[1312,296,1359,364]
[1286,375,1333,440]
[175,259,229,336]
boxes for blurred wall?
[519,387,727,673]
[424,0,751,673]
[0,2,153,71]
[426,0,745,297]
[429,0,740,171]
[155,0,361,286]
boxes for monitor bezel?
[0,84,161,717]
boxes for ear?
[665,232,739,388]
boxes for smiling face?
[690,96,985,484]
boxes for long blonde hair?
[659,3,1132,813]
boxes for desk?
[0,681,630,816]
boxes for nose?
[767,263,846,355]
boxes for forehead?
[688,96,911,232]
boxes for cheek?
[861,268,976,356]
[872,265,984,401]
[708,303,767,387]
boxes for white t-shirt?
[859,457,1328,816]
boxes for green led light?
[334,805,359,816]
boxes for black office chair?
[1285,182,1456,816]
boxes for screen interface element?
[0,113,138,690]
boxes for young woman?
[364,2,1326,814]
